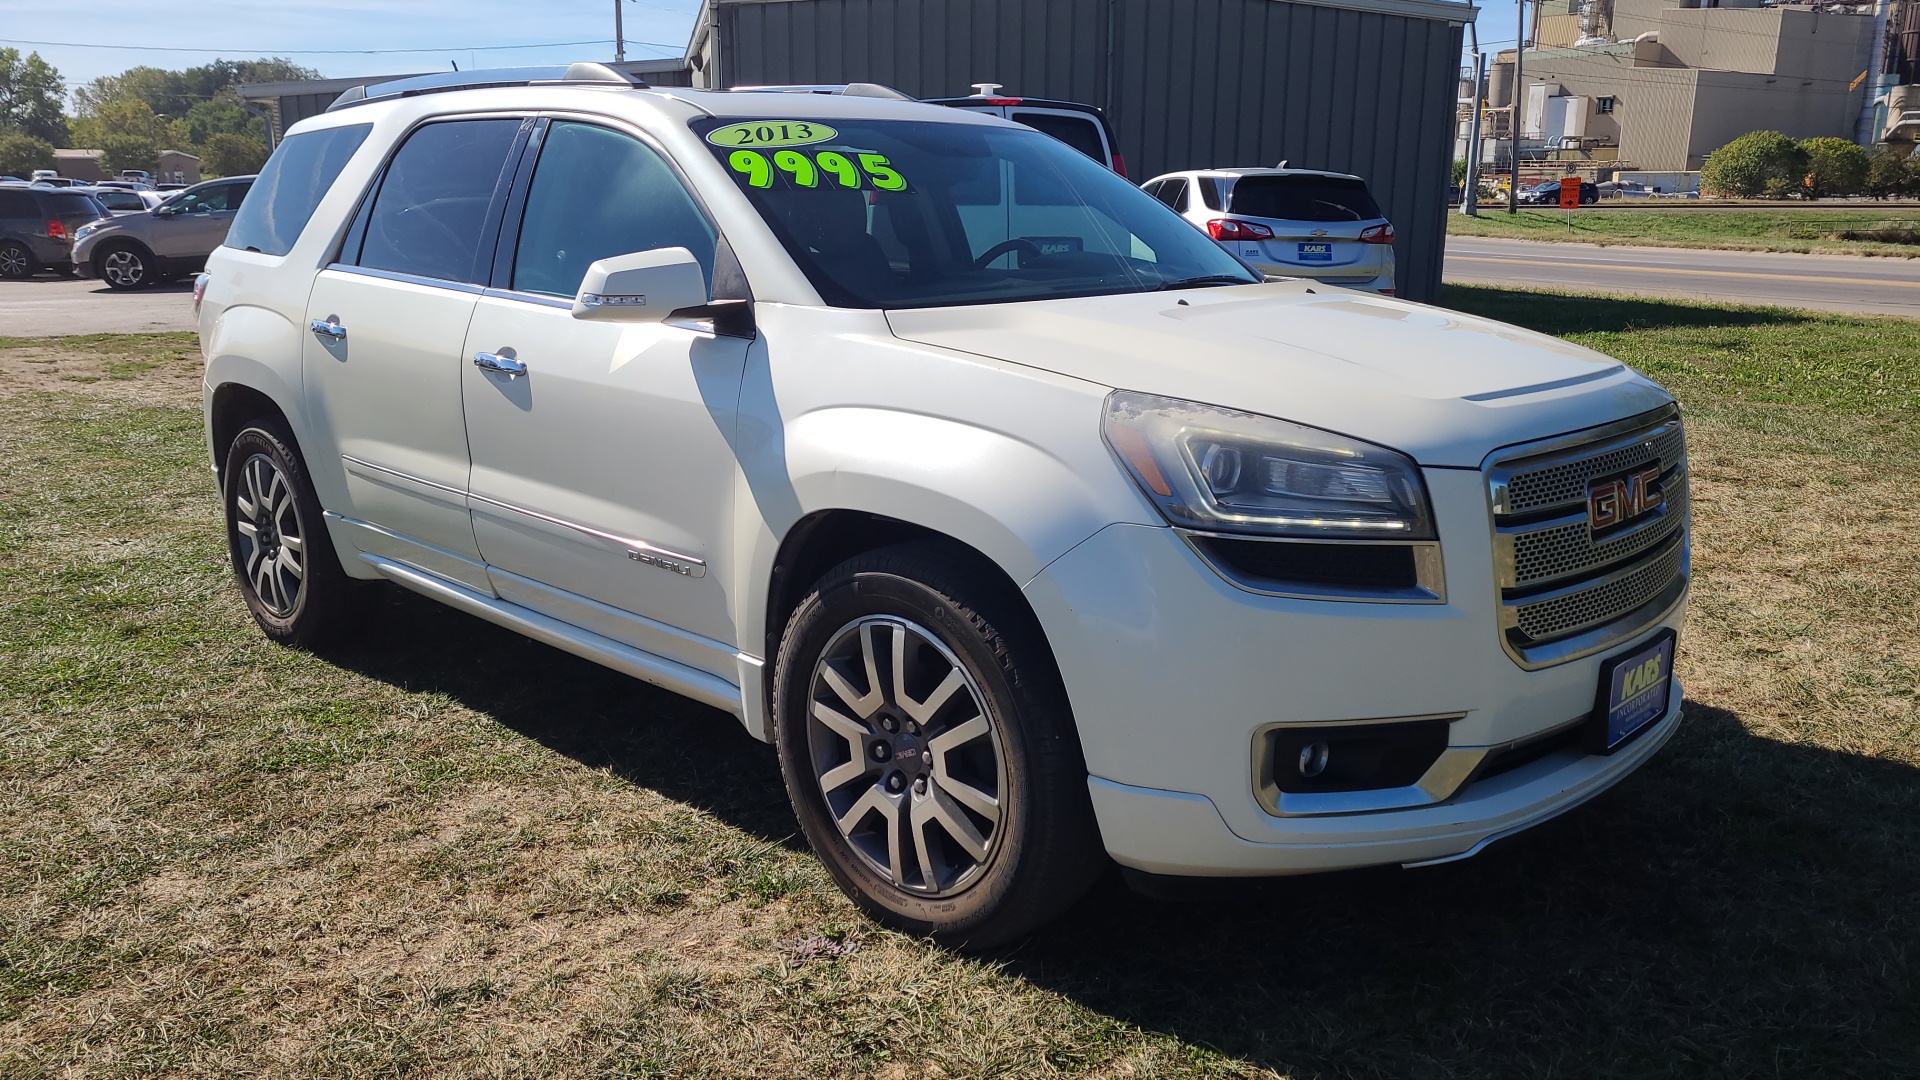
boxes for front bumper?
[1022,467,1687,876]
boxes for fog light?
[1298,741,1330,778]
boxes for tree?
[1865,147,1912,200]
[1799,137,1869,199]
[98,134,159,176]
[185,95,266,146]
[75,58,317,120]
[201,133,268,177]
[0,132,54,176]
[69,97,176,150]
[0,49,67,144]
[1700,130,1808,199]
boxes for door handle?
[309,317,346,339]
[473,350,527,378]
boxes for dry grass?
[1,301,1916,1078]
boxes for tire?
[772,541,1105,949]
[0,240,34,280]
[95,242,151,290]
[222,418,356,646]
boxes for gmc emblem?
[1588,464,1664,536]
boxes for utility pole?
[1463,51,1486,216]
[1507,0,1527,214]
[614,0,626,62]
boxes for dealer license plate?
[1593,630,1674,751]
[1297,242,1333,262]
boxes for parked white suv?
[198,65,1689,947]
[1144,167,1396,293]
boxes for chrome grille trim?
[1484,405,1691,670]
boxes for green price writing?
[705,121,838,148]
[726,149,908,192]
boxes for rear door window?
[1011,110,1106,164]
[225,123,372,256]
[353,119,523,285]
[1152,177,1188,210]
[1226,175,1382,222]
[0,191,34,218]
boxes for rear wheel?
[222,419,356,646]
[773,542,1105,949]
[96,242,151,289]
[0,240,33,279]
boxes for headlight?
[1102,391,1434,539]
[74,222,100,242]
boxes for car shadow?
[1441,283,1821,336]
[315,585,1920,1076]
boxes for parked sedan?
[72,174,254,289]
[1142,168,1395,294]
[1520,179,1599,206]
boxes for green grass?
[1449,207,1920,257]
[1,311,1917,1077]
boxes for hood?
[884,282,1674,467]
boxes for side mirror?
[572,247,709,322]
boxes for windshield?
[694,117,1257,308]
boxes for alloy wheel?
[101,248,145,287]
[233,453,305,617]
[807,616,1006,896]
[0,243,29,279]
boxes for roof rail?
[326,62,645,112]
[727,82,914,101]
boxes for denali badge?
[1587,464,1664,536]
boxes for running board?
[360,553,745,718]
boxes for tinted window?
[45,193,107,218]
[1197,177,1224,211]
[1152,177,1188,209]
[0,191,36,217]
[1012,111,1105,163]
[512,122,716,298]
[96,191,146,211]
[357,119,521,284]
[226,123,371,256]
[1226,175,1382,222]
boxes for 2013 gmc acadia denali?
[197,66,1689,947]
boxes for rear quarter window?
[1227,175,1382,222]
[225,123,373,257]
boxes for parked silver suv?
[73,175,255,289]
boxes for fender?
[203,301,305,474]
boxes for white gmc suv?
[197,65,1689,947]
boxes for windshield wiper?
[1152,275,1255,291]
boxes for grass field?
[2,294,1917,1078]
[1449,206,1920,258]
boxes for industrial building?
[1468,0,1878,180]
[242,0,1474,301]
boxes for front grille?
[1487,406,1690,669]
[1501,422,1686,514]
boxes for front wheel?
[96,243,151,289]
[222,419,356,646]
[773,542,1105,949]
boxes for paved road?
[0,276,197,337]
[1445,236,1920,318]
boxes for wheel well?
[764,508,1041,664]
[209,383,291,485]
[94,237,153,262]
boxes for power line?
[0,35,686,56]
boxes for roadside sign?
[1559,177,1581,210]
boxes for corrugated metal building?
[687,0,1476,301]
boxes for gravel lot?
[0,276,197,337]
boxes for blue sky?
[0,0,703,92]
[3,0,1506,97]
